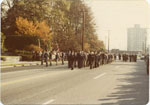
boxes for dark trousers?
[45,59,48,67]
[70,61,74,70]
[62,59,64,65]
[49,59,52,66]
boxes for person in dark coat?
[94,52,99,68]
[86,52,90,67]
[101,53,105,65]
[41,51,45,65]
[131,55,134,62]
[119,54,121,60]
[147,55,149,75]
[74,52,77,67]
[70,52,75,70]
[77,52,82,69]
[49,51,52,66]
[55,52,59,65]
[129,55,132,62]
[44,50,49,67]
[67,51,71,68]
[61,52,65,65]
[114,54,116,60]
[89,52,95,69]
[97,53,101,67]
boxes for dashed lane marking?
[94,73,106,79]
[43,99,55,105]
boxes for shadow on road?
[98,61,149,105]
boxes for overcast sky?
[85,0,150,50]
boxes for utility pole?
[82,9,85,51]
[108,30,110,53]
[145,32,147,54]
[79,0,86,51]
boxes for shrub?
[25,44,43,52]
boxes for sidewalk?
[1,61,67,69]
[1,61,41,69]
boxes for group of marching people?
[67,51,114,70]
[32,50,116,70]
[32,50,140,70]
[120,54,137,62]
[32,50,66,67]
[41,50,65,67]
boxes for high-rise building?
[127,24,147,52]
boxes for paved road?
[1,60,148,105]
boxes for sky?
[85,0,150,50]
[0,0,149,51]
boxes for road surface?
[1,60,149,105]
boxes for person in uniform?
[101,53,105,65]
[119,54,121,60]
[97,52,101,67]
[77,51,82,69]
[41,51,45,65]
[55,52,59,65]
[95,52,99,68]
[74,52,77,68]
[131,55,133,62]
[114,54,116,60]
[67,51,71,68]
[125,54,128,62]
[104,53,107,64]
[44,50,49,67]
[94,52,97,68]
[49,51,52,66]
[89,52,93,69]
[129,54,132,62]
[61,52,65,65]
[122,54,124,62]
[86,52,90,67]
[70,51,75,70]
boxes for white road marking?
[43,99,55,105]
[2,69,44,75]
[1,66,14,68]
[94,73,106,79]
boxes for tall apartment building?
[127,24,147,52]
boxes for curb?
[1,63,41,69]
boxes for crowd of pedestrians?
[32,50,65,67]
[32,50,116,70]
[32,50,149,74]
[121,54,137,62]
[67,51,114,70]
[31,51,149,76]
